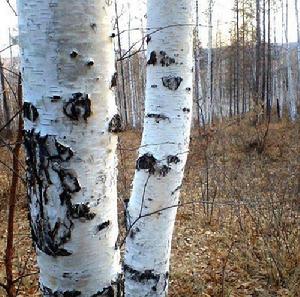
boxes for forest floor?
[0,114,299,297]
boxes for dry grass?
[0,116,299,296]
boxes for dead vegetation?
[0,115,299,296]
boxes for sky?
[0,0,298,58]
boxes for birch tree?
[17,0,121,295]
[285,0,298,120]
[124,0,194,296]
[206,0,214,124]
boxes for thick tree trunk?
[18,0,121,295]
[124,0,193,296]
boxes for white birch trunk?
[127,4,137,129]
[18,0,121,295]
[295,0,300,98]
[206,0,213,124]
[285,0,298,120]
[124,0,194,296]
[194,0,204,126]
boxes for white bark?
[127,3,137,129]
[18,0,121,295]
[124,0,194,296]
[206,0,213,124]
[194,0,204,126]
[285,0,298,120]
[295,0,300,96]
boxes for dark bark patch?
[110,72,118,88]
[162,76,183,90]
[41,286,81,297]
[147,51,157,65]
[186,87,191,92]
[159,165,171,177]
[159,51,176,67]
[146,113,169,123]
[86,59,94,67]
[91,287,114,297]
[24,130,84,257]
[70,50,78,58]
[146,34,151,44]
[124,266,169,293]
[70,203,96,220]
[167,155,180,164]
[23,102,39,122]
[129,227,140,239]
[182,107,190,113]
[108,114,122,133]
[96,220,110,233]
[136,153,157,174]
[151,84,157,88]
[63,93,91,121]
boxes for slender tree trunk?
[295,0,300,96]
[206,0,213,124]
[18,0,121,295]
[255,0,261,106]
[266,0,272,117]
[236,0,240,115]
[124,0,193,296]
[127,4,137,129]
[194,0,204,126]
[115,0,129,127]
[0,56,11,136]
[285,0,298,120]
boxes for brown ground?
[0,115,299,296]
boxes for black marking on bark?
[167,155,180,164]
[186,87,191,92]
[124,265,160,282]
[108,114,122,133]
[41,285,81,297]
[146,113,169,123]
[110,72,118,88]
[96,220,110,233]
[159,51,176,67]
[24,130,85,257]
[159,165,171,177]
[162,76,183,90]
[23,102,39,122]
[147,51,157,65]
[90,23,97,31]
[110,32,116,38]
[86,59,94,67]
[70,204,96,220]
[54,140,74,161]
[136,153,157,174]
[146,34,151,44]
[151,84,158,88]
[70,50,78,58]
[171,185,182,195]
[63,93,91,121]
[129,227,140,239]
[52,164,81,194]
[182,107,190,113]
[91,287,114,297]
[52,95,61,102]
